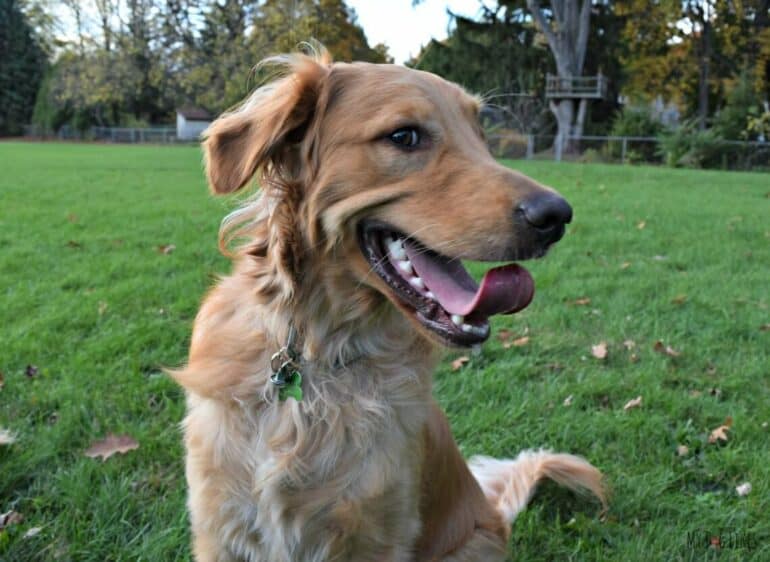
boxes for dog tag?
[278,371,303,402]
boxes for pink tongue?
[404,242,534,317]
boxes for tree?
[0,0,47,135]
[526,0,592,147]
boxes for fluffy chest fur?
[181,304,436,561]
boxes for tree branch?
[527,0,559,56]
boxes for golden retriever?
[173,49,605,561]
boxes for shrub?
[609,107,664,162]
[657,120,730,168]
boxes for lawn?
[1,141,768,561]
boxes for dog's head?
[204,52,571,348]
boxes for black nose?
[517,193,573,231]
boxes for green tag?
[278,371,303,402]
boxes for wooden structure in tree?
[545,74,608,99]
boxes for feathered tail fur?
[468,449,607,524]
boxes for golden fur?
[173,50,605,561]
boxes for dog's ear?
[203,55,329,195]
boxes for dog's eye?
[388,128,421,149]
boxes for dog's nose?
[517,193,572,230]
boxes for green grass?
[1,142,768,561]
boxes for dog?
[173,49,605,561]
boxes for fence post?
[555,134,563,162]
[621,137,628,164]
[526,134,534,160]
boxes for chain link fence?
[21,125,770,171]
[488,132,770,171]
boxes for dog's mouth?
[358,222,534,347]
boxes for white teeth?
[451,314,464,326]
[398,260,413,275]
[388,238,406,260]
[462,323,487,337]
[410,276,425,290]
[425,291,436,299]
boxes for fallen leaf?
[23,526,42,538]
[66,213,79,223]
[591,342,608,360]
[571,297,591,306]
[66,240,82,249]
[623,396,643,411]
[563,395,573,406]
[25,364,38,378]
[496,329,514,343]
[708,417,733,444]
[689,389,703,398]
[652,255,667,261]
[0,511,23,530]
[98,301,108,316]
[622,339,636,350]
[510,336,530,347]
[629,353,639,363]
[451,356,469,371]
[653,340,680,357]
[620,261,631,269]
[0,428,16,445]
[735,482,752,497]
[157,244,176,255]
[636,220,646,229]
[760,324,770,332]
[676,444,689,456]
[85,434,139,461]
[671,294,688,305]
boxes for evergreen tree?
[0,0,46,135]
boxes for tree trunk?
[550,99,574,154]
[527,0,593,152]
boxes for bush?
[657,120,730,168]
[609,107,664,162]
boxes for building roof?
[176,106,212,121]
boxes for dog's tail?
[468,449,606,524]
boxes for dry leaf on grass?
[708,417,733,444]
[85,434,139,461]
[563,395,573,407]
[157,244,176,255]
[23,526,42,538]
[571,297,591,306]
[623,396,643,411]
[25,364,38,378]
[0,510,23,530]
[98,301,108,315]
[620,262,631,269]
[451,356,469,371]
[671,294,688,305]
[676,444,689,456]
[507,336,530,348]
[735,482,752,497]
[0,428,16,445]
[760,324,770,332]
[591,342,608,360]
[496,329,514,342]
[637,220,646,230]
[622,339,636,350]
[653,340,681,357]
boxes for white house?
[176,107,212,141]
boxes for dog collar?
[270,325,304,401]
